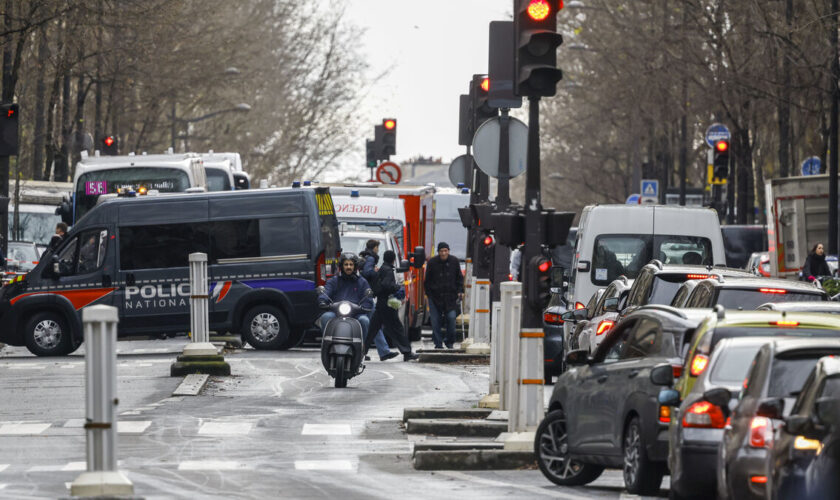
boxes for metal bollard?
[516,323,545,432]
[466,280,491,353]
[70,305,134,496]
[463,276,478,346]
[182,252,216,356]
[506,293,523,430]
[498,282,521,411]
[489,301,502,394]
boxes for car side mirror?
[550,266,565,289]
[784,414,811,435]
[650,363,675,386]
[561,311,576,322]
[56,200,72,226]
[233,172,250,190]
[49,255,61,278]
[410,246,426,268]
[565,349,591,367]
[658,388,681,407]
[815,397,840,428]
[703,387,733,409]
[755,397,784,420]
[604,297,619,312]
[573,308,588,321]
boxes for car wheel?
[623,416,665,495]
[241,305,289,350]
[24,312,72,357]
[535,409,605,486]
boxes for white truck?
[765,174,838,279]
[8,180,73,246]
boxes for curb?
[416,348,466,354]
[405,418,507,437]
[413,450,535,470]
[170,354,231,376]
[412,441,504,453]
[403,407,493,422]
[418,353,490,364]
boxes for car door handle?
[597,375,608,384]
[628,370,640,379]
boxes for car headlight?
[338,303,352,316]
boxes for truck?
[8,180,73,246]
[765,174,838,279]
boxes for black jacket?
[802,253,831,279]
[373,262,402,306]
[359,250,378,283]
[424,255,463,311]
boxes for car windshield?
[648,275,689,305]
[709,344,764,386]
[435,221,466,259]
[769,356,829,398]
[716,289,824,310]
[9,209,62,245]
[75,167,191,221]
[591,234,712,286]
[710,327,840,351]
[820,376,840,398]
[340,236,386,256]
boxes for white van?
[568,205,726,308]
[432,189,469,262]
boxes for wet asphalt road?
[0,336,666,499]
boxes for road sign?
[641,179,659,204]
[704,123,731,148]
[448,155,473,188]
[472,116,528,179]
[626,193,640,204]
[375,162,402,184]
[801,156,822,176]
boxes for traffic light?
[366,139,376,168]
[470,75,497,133]
[381,118,396,157]
[713,139,729,181]
[514,0,564,97]
[526,253,552,309]
[0,103,19,156]
[476,230,495,277]
[102,135,118,156]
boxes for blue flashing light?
[350,190,360,197]
[461,188,470,194]
[303,181,311,186]
[292,181,301,188]
[457,183,465,188]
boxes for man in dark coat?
[364,250,418,361]
[357,239,397,361]
[318,253,374,340]
[424,242,463,349]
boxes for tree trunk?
[32,26,49,180]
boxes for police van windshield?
[75,167,191,221]
[592,234,713,286]
[205,168,232,191]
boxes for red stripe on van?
[10,288,117,310]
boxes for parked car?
[802,358,840,500]
[716,338,840,500]
[3,241,41,285]
[682,276,827,310]
[756,301,840,314]
[655,337,773,499]
[576,276,633,354]
[766,354,840,499]
[536,305,707,495]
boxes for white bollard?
[498,282,521,411]
[516,326,545,431]
[70,305,134,497]
[505,293,523,427]
[462,276,478,348]
[466,279,491,354]
[489,300,502,394]
[183,252,217,356]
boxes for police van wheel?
[241,306,289,350]
[24,312,72,357]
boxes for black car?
[535,306,703,495]
[767,355,840,499]
[716,338,840,500]
[684,276,827,310]
[622,261,752,315]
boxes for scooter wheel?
[334,355,348,388]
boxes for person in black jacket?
[802,242,831,281]
[364,250,418,361]
[357,239,396,361]
[424,242,463,349]
[48,222,68,252]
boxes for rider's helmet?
[338,252,358,274]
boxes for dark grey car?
[535,306,703,495]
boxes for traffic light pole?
[521,97,544,330]
[492,109,513,300]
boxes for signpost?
[801,156,822,176]
[375,162,402,184]
[704,123,731,148]
[472,116,528,179]
[626,193,640,205]
[448,155,473,188]
[641,179,659,204]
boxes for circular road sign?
[705,123,731,148]
[472,116,528,179]
[448,154,473,188]
[801,156,822,176]
[375,162,402,184]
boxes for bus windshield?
[74,167,191,221]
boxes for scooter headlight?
[338,303,352,316]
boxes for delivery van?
[0,187,340,356]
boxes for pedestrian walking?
[424,242,463,349]
[358,239,398,361]
[364,250,418,361]
[48,222,68,252]
[801,242,831,281]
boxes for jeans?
[429,301,457,348]
[319,312,370,344]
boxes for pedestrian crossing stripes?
[178,460,249,471]
[0,423,50,435]
[0,464,8,472]
[294,460,355,471]
[198,422,252,436]
[301,423,351,435]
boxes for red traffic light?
[715,140,729,153]
[5,108,14,118]
[480,78,490,92]
[103,136,115,147]
[383,119,396,130]
[483,235,493,246]
[538,260,551,273]
[527,0,552,21]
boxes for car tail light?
[751,476,768,484]
[575,302,585,310]
[759,288,787,294]
[689,354,709,376]
[595,320,615,335]
[543,312,564,324]
[659,405,671,423]
[771,320,799,327]
[31,261,38,265]
[672,364,683,378]
[686,274,708,279]
[749,417,773,448]
[682,401,726,428]
[316,252,327,286]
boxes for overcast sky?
[341,0,512,179]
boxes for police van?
[0,186,340,356]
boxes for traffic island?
[413,449,535,471]
[405,418,508,438]
[170,353,231,376]
[403,407,493,421]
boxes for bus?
[200,151,250,190]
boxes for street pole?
[170,100,177,152]
[493,109,513,300]
[520,96,543,330]
[830,0,839,254]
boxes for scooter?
[318,290,372,388]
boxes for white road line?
[294,460,355,471]
[63,419,85,428]
[8,364,45,370]
[132,349,148,354]
[120,411,142,416]
[0,423,50,435]
[60,363,79,369]
[118,421,151,434]
[62,462,86,472]
[301,423,352,436]
[198,422,252,436]
[0,464,8,472]
[0,484,6,490]
[178,460,248,471]
[436,471,580,499]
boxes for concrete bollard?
[505,293,523,423]
[489,300,502,394]
[170,252,230,376]
[504,295,545,451]
[70,305,134,497]
[462,276,477,348]
[498,282,521,411]
[466,279,491,354]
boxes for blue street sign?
[801,156,822,176]
[705,123,731,148]
[626,193,640,204]
[641,179,659,199]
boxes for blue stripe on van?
[241,278,314,292]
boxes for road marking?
[8,364,45,370]
[63,419,85,428]
[118,421,151,434]
[198,422,252,436]
[27,461,85,472]
[60,363,79,369]
[120,411,142,416]
[0,464,8,472]
[0,484,6,490]
[62,462,86,472]
[301,423,351,436]
[436,471,581,499]
[178,460,248,471]
[0,423,50,435]
[294,460,355,471]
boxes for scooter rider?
[318,252,374,339]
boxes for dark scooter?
[318,289,372,388]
